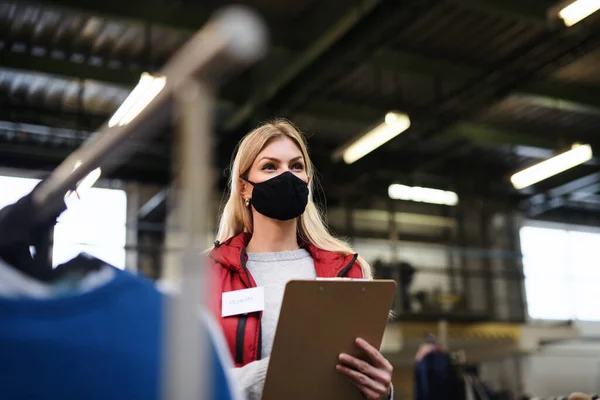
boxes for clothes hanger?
[0,177,110,283]
[52,253,106,281]
[0,191,51,281]
[0,186,80,283]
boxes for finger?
[336,364,387,395]
[353,383,380,400]
[339,353,391,383]
[346,377,380,400]
[356,338,393,372]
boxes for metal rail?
[28,6,268,399]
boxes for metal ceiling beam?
[435,122,560,149]
[528,197,600,216]
[273,1,447,118]
[0,119,171,159]
[30,0,211,33]
[22,2,588,120]
[372,50,600,114]
[0,140,169,183]
[450,0,549,24]
[138,187,170,221]
[508,145,600,167]
[531,172,600,203]
[526,172,600,216]
[0,52,140,86]
[30,0,298,49]
[0,104,106,131]
[223,0,383,132]
[0,95,236,131]
[570,183,600,200]
[379,13,600,178]
[571,192,600,203]
[303,99,569,151]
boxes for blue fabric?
[0,267,234,400]
[414,351,461,400]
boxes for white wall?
[518,217,600,397]
[520,322,600,397]
[522,347,600,397]
[477,323,600,398]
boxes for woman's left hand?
[336,338,393,400]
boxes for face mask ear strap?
[240,176,255,186]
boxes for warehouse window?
[521,223,600,321]
[0,175,127,269]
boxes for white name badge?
[222,287,265,317]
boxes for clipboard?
[261,279,396,400]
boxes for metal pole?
[438,319,448,350]
[31,6,268,223]
[164,80,215,400]
[23,7,267,400]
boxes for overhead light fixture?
[510,143,593,190]
[557,0,600,26]
[109,72,167,128]
[335,111,410,164]
[388,184,458,206]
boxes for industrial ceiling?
[1,0,599,220]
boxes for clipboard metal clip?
[315,278,369,281]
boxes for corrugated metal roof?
[325,62,458,110]
[0,68,129,115]
[479,95,600,139]
[0,0,599,214]
[390,2,545,67]
[551,48,600,87]
[0,2,188,67]
[289,112,367,145]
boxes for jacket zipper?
[337,253,358,277]
[234,248,262,365]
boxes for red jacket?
[208,232,363,367]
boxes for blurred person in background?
[208,120,394,400]
[569,393,592,400]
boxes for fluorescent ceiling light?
[340,112,410,164]
[558,0,600,26]
[109,72,167,128]
[388,184,458,206]
[510,143,593,190]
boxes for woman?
[209,120,393,399]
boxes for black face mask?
[243,171,309,221]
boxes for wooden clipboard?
[261,279,396,400]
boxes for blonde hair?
[215,119,372,279]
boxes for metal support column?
[388,199,402,312]
[507,212,526,323]
[480,203,496,318]
[344,198,355,246]
[457,202,470,312]
[164,80,215,400]
[444,204,458,293]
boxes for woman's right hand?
[336,338,393,399]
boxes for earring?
[244,198,250,207]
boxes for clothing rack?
[27,6,268,400]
